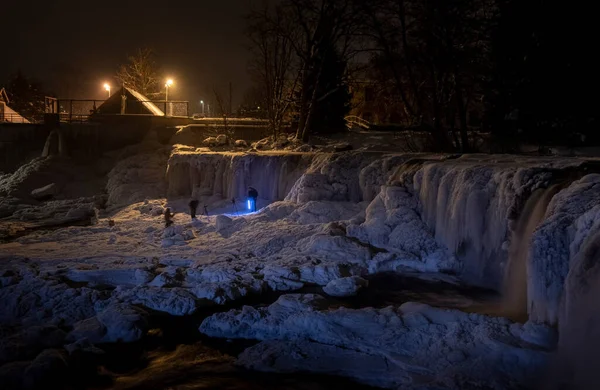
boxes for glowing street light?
[165,79,174,116]
[165,79,174,101]
[103,83,111,98]
[200,100,205,115]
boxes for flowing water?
[502,185,562,322]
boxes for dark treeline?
[245,0,598,152]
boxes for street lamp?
[165,79,174,116]
[165,79,174,101]
[103,83,111,98]
[200,100,205,115]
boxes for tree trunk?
[455,75,469,152]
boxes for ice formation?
[2,144,600,389]
[201,294,555,389]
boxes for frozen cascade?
[166,152,313,203]
[528,173,600,324]
[502,185,562,320]
[413,158,561,289]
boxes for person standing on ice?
[164,208,174,228]
[189,199,199,219]
[247,186,258,212]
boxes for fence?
[2,97,190,124]
[134,100,189,117]
[0,113,32,124]
[58,99,105,123]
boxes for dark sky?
[1,0,255,112]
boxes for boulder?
[295,144,312,152]
[216,134,228,145]
[333,143,353,152]
[31,183,58,200]
[215,215,233,232]
[323,276,368,297]
[202,137,218,146]
[23,349,68,389]
[234,139,248,147]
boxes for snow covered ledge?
[200,294,556,389]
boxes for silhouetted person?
[248,186,258,212]
[164,208,174,228]
[189,199,199,219]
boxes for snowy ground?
[1,138,600,389]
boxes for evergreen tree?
[304,43,351,134]
[5,71,46,121]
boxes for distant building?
[94,86,165,116]
[0,88,31,123]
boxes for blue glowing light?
[247,199,252,210]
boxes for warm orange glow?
[166,79,174,87]
[103,83,110,91]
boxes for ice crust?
[2,148,600,389]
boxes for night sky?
[1,0,254,112]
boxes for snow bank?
[200,294,555,389]
[106,147,170,206]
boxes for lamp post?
[103,83,111,98]
[200,100,205,115]
[165,79,173,116]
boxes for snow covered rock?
[288,201,365,224]
[0,361,28,389]
[97,304,149,342]
[114,286,197,315]
[148,272,175,288]
[347,185,455,273]
[0,326,66,364]
[333,142,352,152]
[261,266,305,291]
[234,139,248,147]
[161,225,195,247]
[202,137,218,146]
[202,296,555,389]
[30,183,59,200]
[215,215,233,232]
[252,137,271,150]
[200,294,328,339]
[216,134,228,145]
[323,276,368,297]
[294,144,312,152]
[0,276,101,327]
[23,349,68,390]
[68,303,148,344]
[273,135,289,149]
[63,338,104,356]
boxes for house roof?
[95,86,164,116]
[124,87,164,116]
[0,101,31,123]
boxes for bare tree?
[246,0,361,142]
[116,48,161,99]
[284,0,361,141]
[247,4,299,139]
